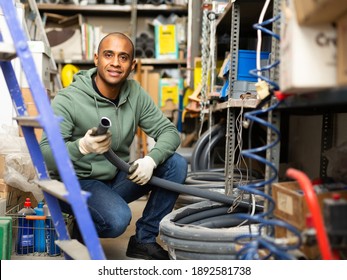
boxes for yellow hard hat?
[61,64,79,87]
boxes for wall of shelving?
[37,2,189,64]
[202,0,347,188]
[35,1,191,125]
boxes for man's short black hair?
[97,32,135,60]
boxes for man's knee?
[166,153,188,182]
[98,208,132,238]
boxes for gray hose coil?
[191,123,225,172]
[160,200,260,260]
[160,201,260,241]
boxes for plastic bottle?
[16,198,36,254]
[43,204,61,256]
[34,201,46,253]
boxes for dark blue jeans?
[62,153,187,243]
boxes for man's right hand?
[78,128,112,155]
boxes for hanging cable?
[251,10,281,89]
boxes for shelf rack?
[37,1,189,67]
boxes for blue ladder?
[0,0,105,260]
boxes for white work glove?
[128,156,157,185]
[79,128,112,155]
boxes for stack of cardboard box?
[294,0,347,85]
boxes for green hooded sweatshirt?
[40,68,181,180]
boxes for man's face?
[94,35,136,87]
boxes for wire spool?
[160,200,261,260]
[190,123,226,172]
[175,182,226,209]
[175,170,264,208]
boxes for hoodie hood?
[67,67,131,105]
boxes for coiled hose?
[160,200,261,260]
[190,122,225,171]
[96,117,265,259]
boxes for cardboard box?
[272,181,347,230]
[194,57,202,90]
[45,13,85,62]
[0,179,37,211]
[274,225,321,260]
[337,13,347,85]
[0,2,24,44]
[47,27,83,61]
[159,78,184,108]
[293,0,347,25]
[17,88,49,141]
[18,41,51,91]
[0,155,5,179]
[133,67,160,105]
[280,0,337,93]
[155,25,179,59]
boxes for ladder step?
[37,179,69,202]
[14,116,42,128]
[0,42,17,61]
[36,179,90,203]
[55,240,91,260]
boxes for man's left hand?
[128,156,157,185]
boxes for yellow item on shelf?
[61,64,79,87]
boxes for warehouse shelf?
[204,98,260,113]
[216,0,273,35]
[278,87,347,113]
[38,1,189,81]
[55,58,186,65]
[38,3,131,13]
[37,3,187,15]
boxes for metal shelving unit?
[268,0,347,180]
[224,2,240,195]
[36,3,188,14]
[211,1,274,195]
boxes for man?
[40,32,188,260]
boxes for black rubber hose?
[109,152,248,206]
[160,201,259,241]
[91,117,111,136]
[174,206,231,224]
[200,125,226,170]
[191,123,223,171]
[192,214,254,228]
[94,118,263,209]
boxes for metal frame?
[224,3,240,195]
[264,0,281,198]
